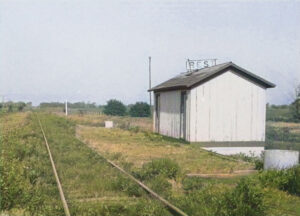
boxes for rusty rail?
[106,159,188,216]
[36,114,71,216]
[36,112,187,216]
[81,139,188,216]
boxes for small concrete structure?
[105,121,114,128]
[264,150,299,170]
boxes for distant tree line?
[39,100,151,117]
[103,99,150,117]
[0,101,31,113]
[39,102,98,109]
[267,84,300,122]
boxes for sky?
[0,0,299,106]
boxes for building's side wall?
[186,90,191,141]
[155,90,181,138]
[189,70,266,142]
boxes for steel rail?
[36,114,71,216]
[36,112,187,216]
[81,139,189,216]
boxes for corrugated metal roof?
[149,62,275,92]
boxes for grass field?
[0,112,170,216]
[77,125,252,174]
[55,112,153,131]
[67,112,300,216]
[1,111,300,216]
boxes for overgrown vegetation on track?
[0,112,170,216]
[37,113,171,216]
[0,112,64,215]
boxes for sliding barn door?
[155,94,160,133]
[180,91,187,139]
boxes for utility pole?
[65,100,68,116]
[149,56,152,115]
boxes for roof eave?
[148,85,188,92]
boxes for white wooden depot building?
[149,62,275,154]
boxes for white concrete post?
[65,100,68,116]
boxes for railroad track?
[36,114,71,216]
[99,153,188,216]
[36,113,188,216]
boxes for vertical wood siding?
[157,90,181,138]
[185,90,191,141]
[189,70,266,142]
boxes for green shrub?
[254,159,264,170]
[129,102,150,117]
[0,159,26,210]
[258,165,300,196]
[147,175,172,198]
[182,177,204,191]
[111,175,144,197]
[174,178,265,216]
[173,185,225,216]
[221,178,265,216]
[126,183,144,197]
[103,99,126,116]
[134,158,180,180]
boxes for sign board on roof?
[186,59,217,71]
